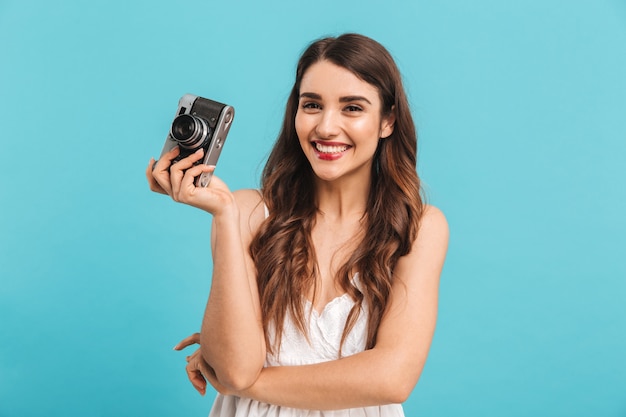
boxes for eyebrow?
[299,92,372,105]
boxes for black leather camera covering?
[191,97,226,128]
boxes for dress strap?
[257,189,269,219]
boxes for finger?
[169,148,205,185]
[186,366,207,395]
[177,164,214,196]
[146,158,167,194]
[186,349,202,364]
[183,163,215,179]
[171,148,205,172]
[173,165,214,204]
[153,146,180,171]
[151,147,181,196]
[170,149,205,198]
[188,370,207,395]
[163,144,181,160]
[173,332,201,350]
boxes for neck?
[314,176,371,222]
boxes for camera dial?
[170,114,211,149]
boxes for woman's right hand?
[146,146,236,216]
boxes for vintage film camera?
[160,94,234,187]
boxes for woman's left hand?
[174,333,236,396]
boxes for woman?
[148,33,449,416]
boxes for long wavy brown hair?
[249,33,424,356]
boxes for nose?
[315,109,341,139]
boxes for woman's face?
[295,60,395,184]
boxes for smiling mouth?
[313,142,350,154]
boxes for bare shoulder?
[417,205,449,245]
[232,189,264,210]
[395,205,449,282]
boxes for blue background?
[1,0,625,416]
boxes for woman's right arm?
[200,188,266,390]
[147,148,266,391]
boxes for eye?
[344,104,363,112]
[301,101,322,110]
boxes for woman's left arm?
[228,206,449,409]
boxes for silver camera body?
[160,94,234,187]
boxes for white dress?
[208,289,405,416]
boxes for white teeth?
[314,143,348,153]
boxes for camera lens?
[170,114,211,149]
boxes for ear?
[380,106,396,139]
